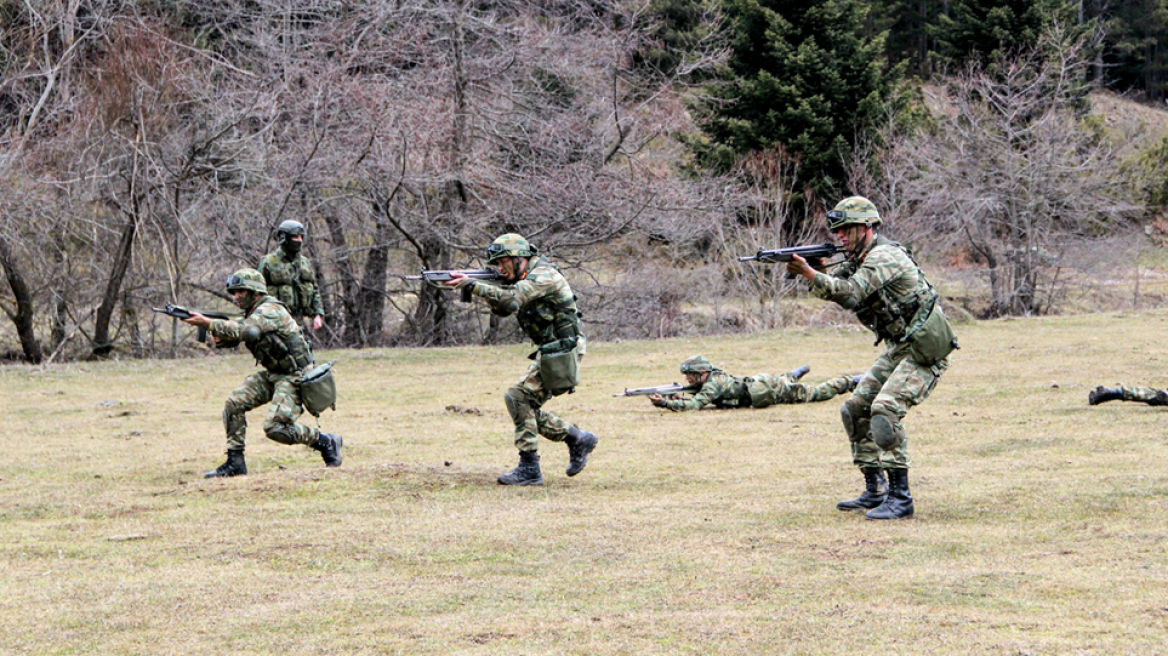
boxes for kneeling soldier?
[648,355,857,411]
[183,269,342,477]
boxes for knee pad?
[264,422,297,445]
[504,387,529,426]
[841,397,869,441]
[870,412,900,450]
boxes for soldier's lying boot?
[866,468,914,520]
[1088,386,1123,405]
[786,364,811,381]
[497,450,543,486]
[1148,390,1168,406]
[836,467,887,510]
[204,450,247,478]
[564,426,599,477]
[850,375,862,391]
[312,433,343,467]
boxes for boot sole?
[496,477,544,486]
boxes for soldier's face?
[231,290,252,308]
[498,257,526,281]
[685,372,707,385]
[833,224,872,254]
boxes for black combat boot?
[786,364,811,381]
[865,468,914,520]
[564,426,599,477]
[497,450,543,486]
[1088,386,1123,405]
[204,450,247,478]
[1149,390,1168,406]
[836,467,887,510]
[312,433,343,467]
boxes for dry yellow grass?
[2,311,1167,655]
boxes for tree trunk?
[358,202,393,345]
[91,217,136,359]
[0,235,43,363]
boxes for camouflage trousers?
[1121,386,1165,403]
[748,373,854,407]
[841,341,949,470]
[224,370,319,451]
[504,355,579,452]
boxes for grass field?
[3,311,1167,655]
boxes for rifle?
[613,382,701,398]
[404,268,507,302]
[738,242,842,264]
[151,302,236,345]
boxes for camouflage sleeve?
[256,255,272,284]
[209,307,279,343]
[808,246,910,309]
[471,273,555,310]
[307,261,324,316]
[664,380,724,412]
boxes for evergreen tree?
[931,0,1082,69]
[691,0,903,205]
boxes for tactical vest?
[850,235,936,345]
[260,250,318,318]
[246,297,314,374]
[711,372,752,409]
[515,259,583,347]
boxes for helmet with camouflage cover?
[486,233,537,263]
[225,268,267,294]
[826,196,882,231]
[276,220,306,252]
[680,355,714,374]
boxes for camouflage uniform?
[1088,384,1168,406]
[257,245,324,321]
[809,233,952,470]
[470,256,585,452]
[210,296,319,452]
[661,369,854,412]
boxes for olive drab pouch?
[299,361,337,417]
[905,301,958,367]
[745,377,776,409]
[539,337,580,396]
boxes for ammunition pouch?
[903,297,958,367]
[538,337,580,396]
[299,361,337,417]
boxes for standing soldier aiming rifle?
[258,220,325,335]
[182,269,342,478]
[782,197,958,520]
[442,234,599,486]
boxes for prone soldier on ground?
[646,356,857,411]
[257,220,325,334]
[1088,384,1168,407]
[442,234,598,486]
[781,196,958,520]
[182,268,342,478]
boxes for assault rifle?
[738,242,842,264]
[151,303,236,345]
[405,268,507,302]
[613,382,702,398]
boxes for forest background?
[3,0,1168,363]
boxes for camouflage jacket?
[809,234,936,344]
[257,246,324,319]
[662,370,750,411]
[210,296,313,375]
[471,256,585,353]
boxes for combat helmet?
[486,233,537,263]
[680,355,714,374]
[225,268,267,295]
[826,196,882,231]
[276,220,307,252]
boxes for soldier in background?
[786,197,957,520]
[443,234,599,486]
[258,220,325,335]
[648,355,857,411]
[183,269,342,478]
[1088,384,1168,407]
